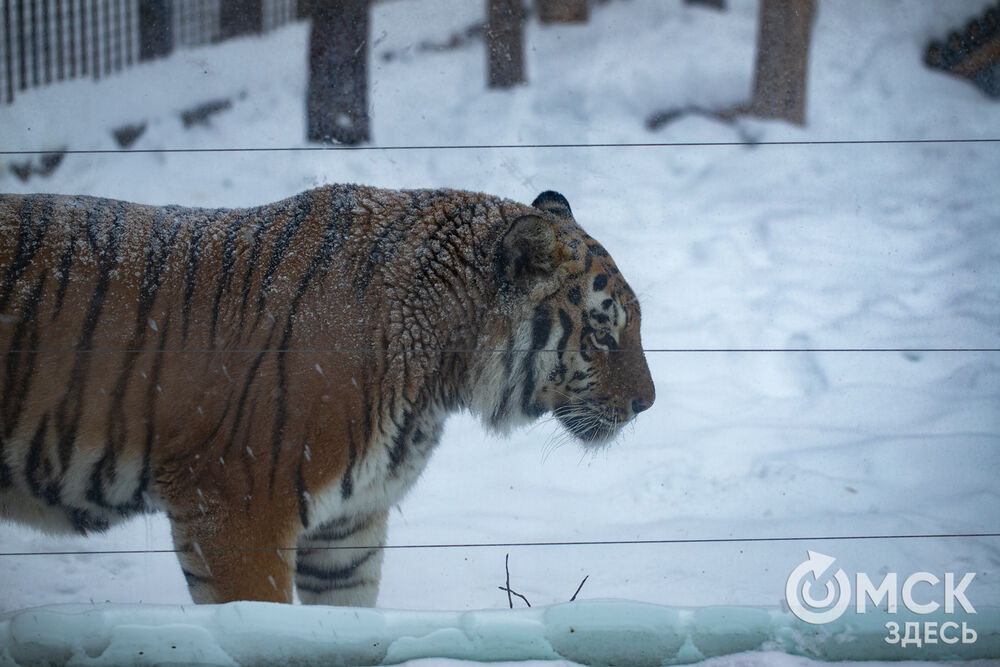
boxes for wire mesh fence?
[0,0,302,104]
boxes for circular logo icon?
[786,550,851,624]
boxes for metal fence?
[1,0,300,104]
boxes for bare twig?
[501,553,584,607]
[498,586,532,607]
[505,553,513,609]
[500,553,531,607]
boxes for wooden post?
[306,0,371,145]
[486,0,525,88]
[219,0,264,40]
[537,0,589,24]
[139,0,173,61]
[748,0,816,126]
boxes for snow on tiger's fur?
[0,185,654,604]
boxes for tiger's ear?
[495,215,559,290]
[531,191,573,218]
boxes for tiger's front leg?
[295,510,388,606]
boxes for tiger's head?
[472,191,655,447]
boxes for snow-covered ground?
[1,0,998,664]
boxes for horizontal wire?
[1,348,997,354]
[2,138,1000,157]
[2,532,998,558]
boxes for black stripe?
[237,206,282,332]
[52,223,77,320]
[222,327,276,504]
[267,351,288,494]
[361,387,374,448]
[24,415,69,519]
[257,191,314,319]
[531,307,553,347]
[87,450,117,511]
[295,549,375,581]
[546,308,574,384]
[436,351,461,411]
[83,200,104,255]
[341,428,357,500]
[2,270,47,438]
[294,578,376,595]
[209,208,257,345]
[138,206,184,327]
[387,409,414,477]
[94,367,139,511]
[503,330,516,376]
[0,447,10,488]
[521,306,552,417]
[314,185,358,285]
[295,458,310,529]
[303,515,368,543]
[66,506,109,534]
[182,212,214,342]
[0,195,53,314]
[556,308,573,353]
[227,343,271,451]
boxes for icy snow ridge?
[1,601,997,665]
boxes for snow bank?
[2,601,997,665]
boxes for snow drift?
[3,601,997,665]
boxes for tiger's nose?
[631,398,651,415]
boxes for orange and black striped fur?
[0,185,654,605]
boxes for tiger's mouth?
[555,404,623,445]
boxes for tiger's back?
[0,184,655,605]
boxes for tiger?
[0,185,655,606]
